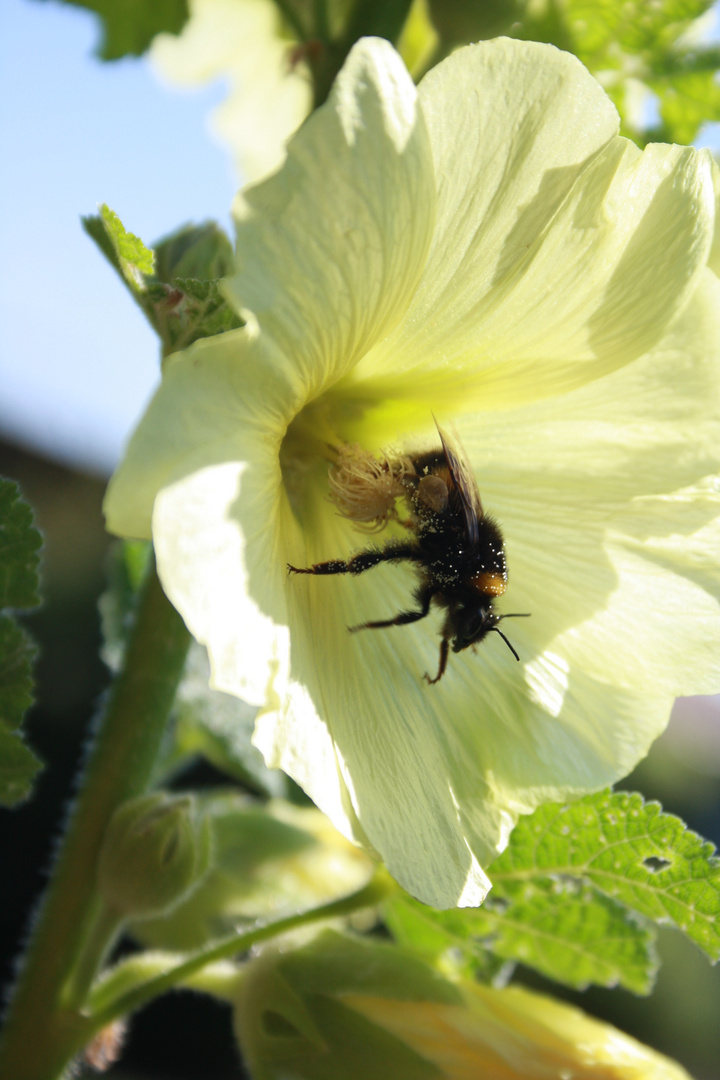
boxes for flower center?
[279,388,430,526]
[279,393,359,522]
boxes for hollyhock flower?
[233,930,692,1079]
[105,36,720,907]
[151,0,312,183]
[150,0,436,185]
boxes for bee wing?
[435,421,483,545]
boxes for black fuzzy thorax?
[404,451,506,598]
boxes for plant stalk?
[0,559,191,1080]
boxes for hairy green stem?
[310,0,414,107]
[273,0,309,42]
[313,0,330,42]
[0,560,191,1080]
[61,901,125,1012]
[3,870,393,1071]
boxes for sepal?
[96,792,211,919]
[233,930,458,1080]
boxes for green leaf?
[0,479,42,610]
[0,480,43,805]
[153,223,235,283]
[48,0,189,60]
[480,882,655,993]
[385,790,720,995]
[384,881,656,994]
[82,205,154,293]
[558,0,713,59]
[544,0,719,145]
[382,893,512,984]
[491,790,720,963]
[0,726,42,807]
[83,210,242,358]
[0,618,38,733]
[649,68,720,145]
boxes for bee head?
[451,603,527,662]
[450,602,498,653]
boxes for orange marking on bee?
[471,572,507,596]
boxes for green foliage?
[0,725,43,809]
[48,0,189,60]
[0,619,38,739]
[648,62,720,144]
[493,790,720,958]
[0,480,43,805]
[82,207,243,360]
[50,0,720,143]
[385,790,720,995]
[0,482,41,610]
[149,277,245,358]
[385,883,656,993]
[153,222,235,282]
[83,205,155,290]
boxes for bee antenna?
[491,626,521,662]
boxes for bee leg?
[424,638,449,686]
[349,583,434,633]
[288,542,420,577]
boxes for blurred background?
[2,0,720,1076]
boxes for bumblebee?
[288,423,528,684]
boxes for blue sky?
[0,0,238,474]
[1,0,719,476]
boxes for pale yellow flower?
[151,0,312,183]
[350,980,691,1080]
[234,930,692,1079]
[106,37,720,907]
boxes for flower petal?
[710,154,720,278]
[105,38,720,910]
[458,268,720,696]
[256,273,720,906]
[224,37,436,398]
[104,329,304,705]
[346,39,715,412]
[257,483,499,906]
[434,270,720,815]
[353,978,693,1079]
[104,327,298,538]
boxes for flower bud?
[96,793,211,920]
[128,796,374,951]
[233,931,691,1080]
[153,222,234,282]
